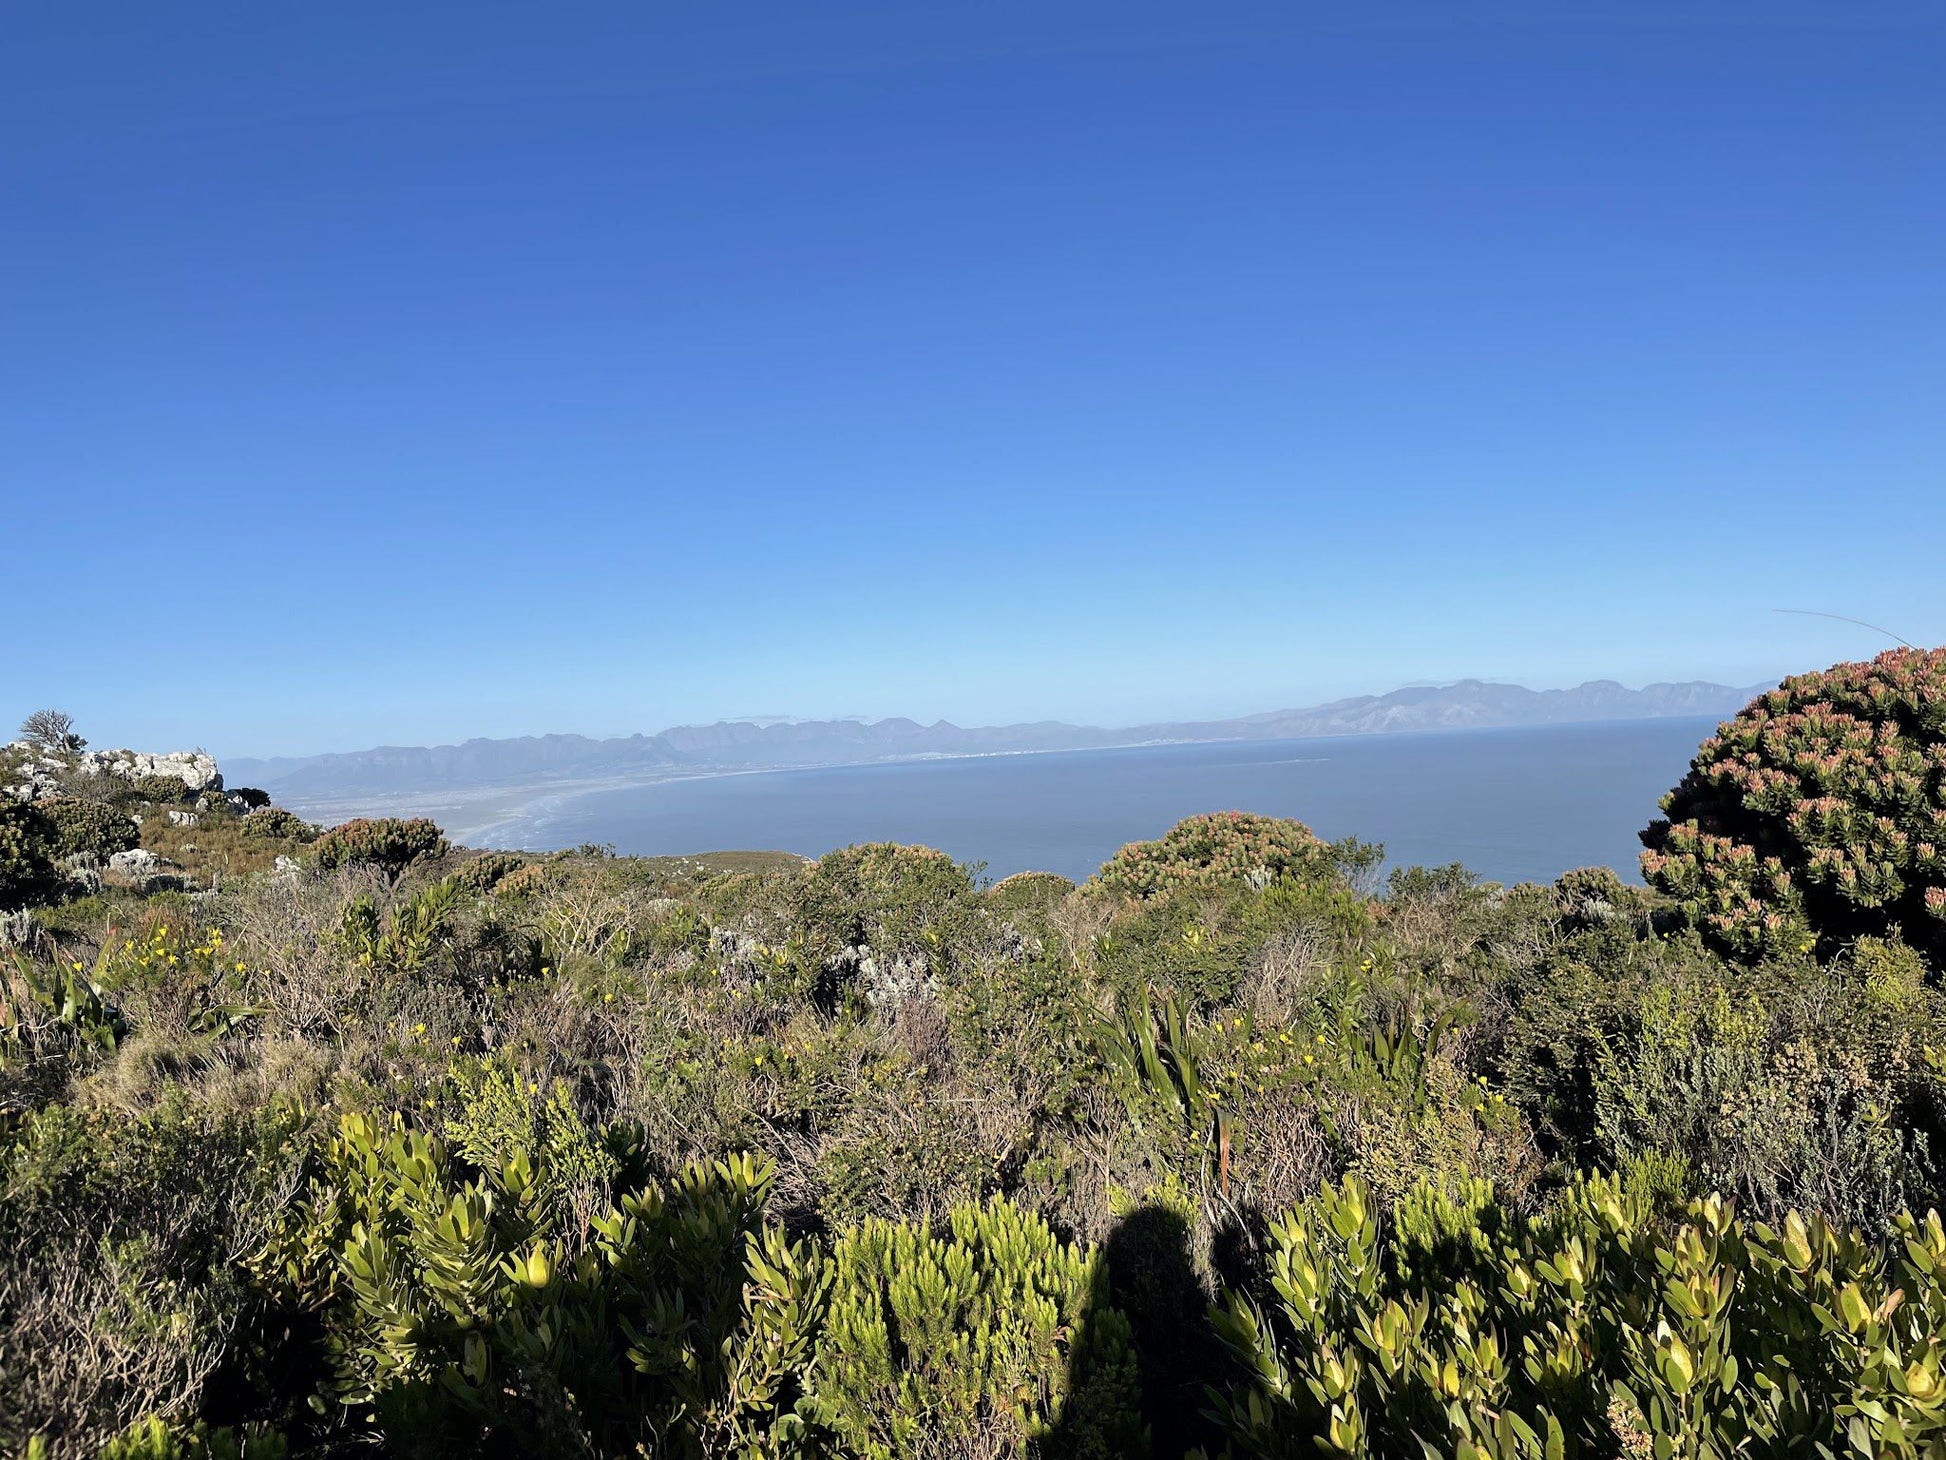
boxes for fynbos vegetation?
[1,649,1943,1458]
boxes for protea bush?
[1640,647,1946,964]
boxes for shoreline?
[279,741,1196,847]
[270,715,1720,857]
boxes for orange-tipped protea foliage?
[1089,810,1353,900]
[1641,647,1946,963]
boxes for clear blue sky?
[5,3,1942,759]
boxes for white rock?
[108,848,163,872]
[80,749,224,794]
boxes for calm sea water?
[492,717,1717,885]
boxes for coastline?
[270,716,1714,866]
[275,742,1192,848]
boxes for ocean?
[481,716,1718,886]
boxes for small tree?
[18,709,84,753]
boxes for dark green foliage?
[0,1102,299,1459]
[38,796,138,861]
[239,807,312,841]
[310,816,448,876]
[129,774,194,806]
[1642,646,1946,963]
[449,850,525,893]
[0,798,57,907]
[229,788,272,811]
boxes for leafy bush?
[239,807,313,841]
[1203,1170,1946,1459]
[807,1195,1144,1458]
[309,817,448,876]
[0,1104,297,1458]
[449,850,525,893]
[1090,812,1373,902]
[988,870,1078,913]
[128,774,194,806]
[1641,647,1946,964]
[38,796,138,862]
[794,842,979,1008]
[264,1114,824,1458]
[0,799,56,909]
[488,860,556,900]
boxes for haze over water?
[488,717,1718,885]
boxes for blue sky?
[4,3,1942,758]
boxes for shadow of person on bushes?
[1050,1202,1227,1460]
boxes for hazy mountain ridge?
[226,678,1767,799]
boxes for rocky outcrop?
[2,743,226,803]
[82,749,223,793]
[1,743,70,802]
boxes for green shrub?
[1,951,124,1067]
[1641,646,1946,964]
[988,869,1078,914]
[449,850,524,893]
[89,1418,285,1460]
[38,796,138,862]
[1203,1171,1946,1459]
[0,1103,297,1458]
[0,798,56,908]
[1588,961,1936,1233]
[1090,812,1374,902]
[489,860,558,901]
[806,1195,1145,1458]
[239,807,313,841]
[310,817,448,876]
[795,843,980,1007]
[264,1114,825,1458]
[128,774,193,806]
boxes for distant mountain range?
[226,678,1766,800]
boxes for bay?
[483,716,1717,885]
